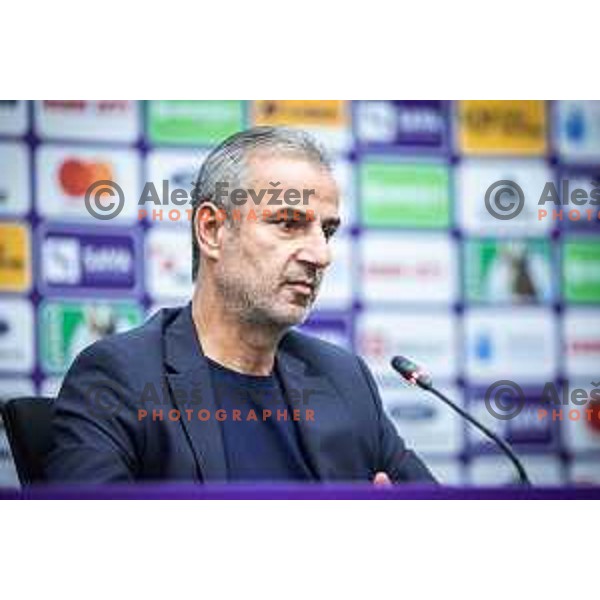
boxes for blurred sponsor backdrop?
[1,100,599,487]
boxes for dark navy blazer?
[45,304,436,484]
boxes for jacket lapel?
[276,334,361,481]
[164,304,228,482]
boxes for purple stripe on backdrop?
[1,483,600,500]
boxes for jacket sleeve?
[357,356,437,484]
[45,341,142,483]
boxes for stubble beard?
[214,262,315,331]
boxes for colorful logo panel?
[464,307,557,384]
[555,170,600,232]
[40,226,140,295]
[356,100,448,151]
[360,160,451,228]
[464,238,554,303]
[0,222,31,292]
[35,100,140,143]
[381,383,463,454]
[147,101,245,146]
[36,145,141,224]
[39,300,144,374]
[561,381,600,453]
[145,226,192,301]
[563,239,600,303]
[554,101,600,163]
[252,100,351,153]
[563,308,600,377]
[361,232,457,303]
[457,100,547,155]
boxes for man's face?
[213,153,340,328]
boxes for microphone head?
[390,355,433,390]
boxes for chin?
[269,304,312,328]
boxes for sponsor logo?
[59,157,114,197]
[382,384,462,454]
[253,100,346,127]
[555,101,600,163]
[464,239,554,303]
[252,100,350,152]
[41,227,138,293]
[145,228,192,301]
[356,100,448,149]
[457,100,547,155]
[35,100,139,142]
[563,309,600,377]
[562,380,600,452]
[360,160,450,227]
[0,223,31,292]
[563,240,600,302]
[147,101,244,146]
[36,145,140,223]
[361,233,457,303]
[465,308,557,383]
[39,300,143,373]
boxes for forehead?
[246,152,339,208]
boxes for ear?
[193,203,230,263]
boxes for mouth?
[284,280,315,296]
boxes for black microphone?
[390,355,530,486]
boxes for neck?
[191,282,285,376]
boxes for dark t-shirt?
[206,357,314,481]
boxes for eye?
[323,225,338,241]
[277,219,302,232]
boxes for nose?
[295,226,332,270]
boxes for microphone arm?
[391,356,530,486]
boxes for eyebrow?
[265,209,341,229]
[322,216,341,230]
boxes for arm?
[357,356,437,484]
[45,341,141,483]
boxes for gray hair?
[190,126,332,280]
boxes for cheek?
[240,229,284,267]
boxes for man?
[45,126,435,484]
